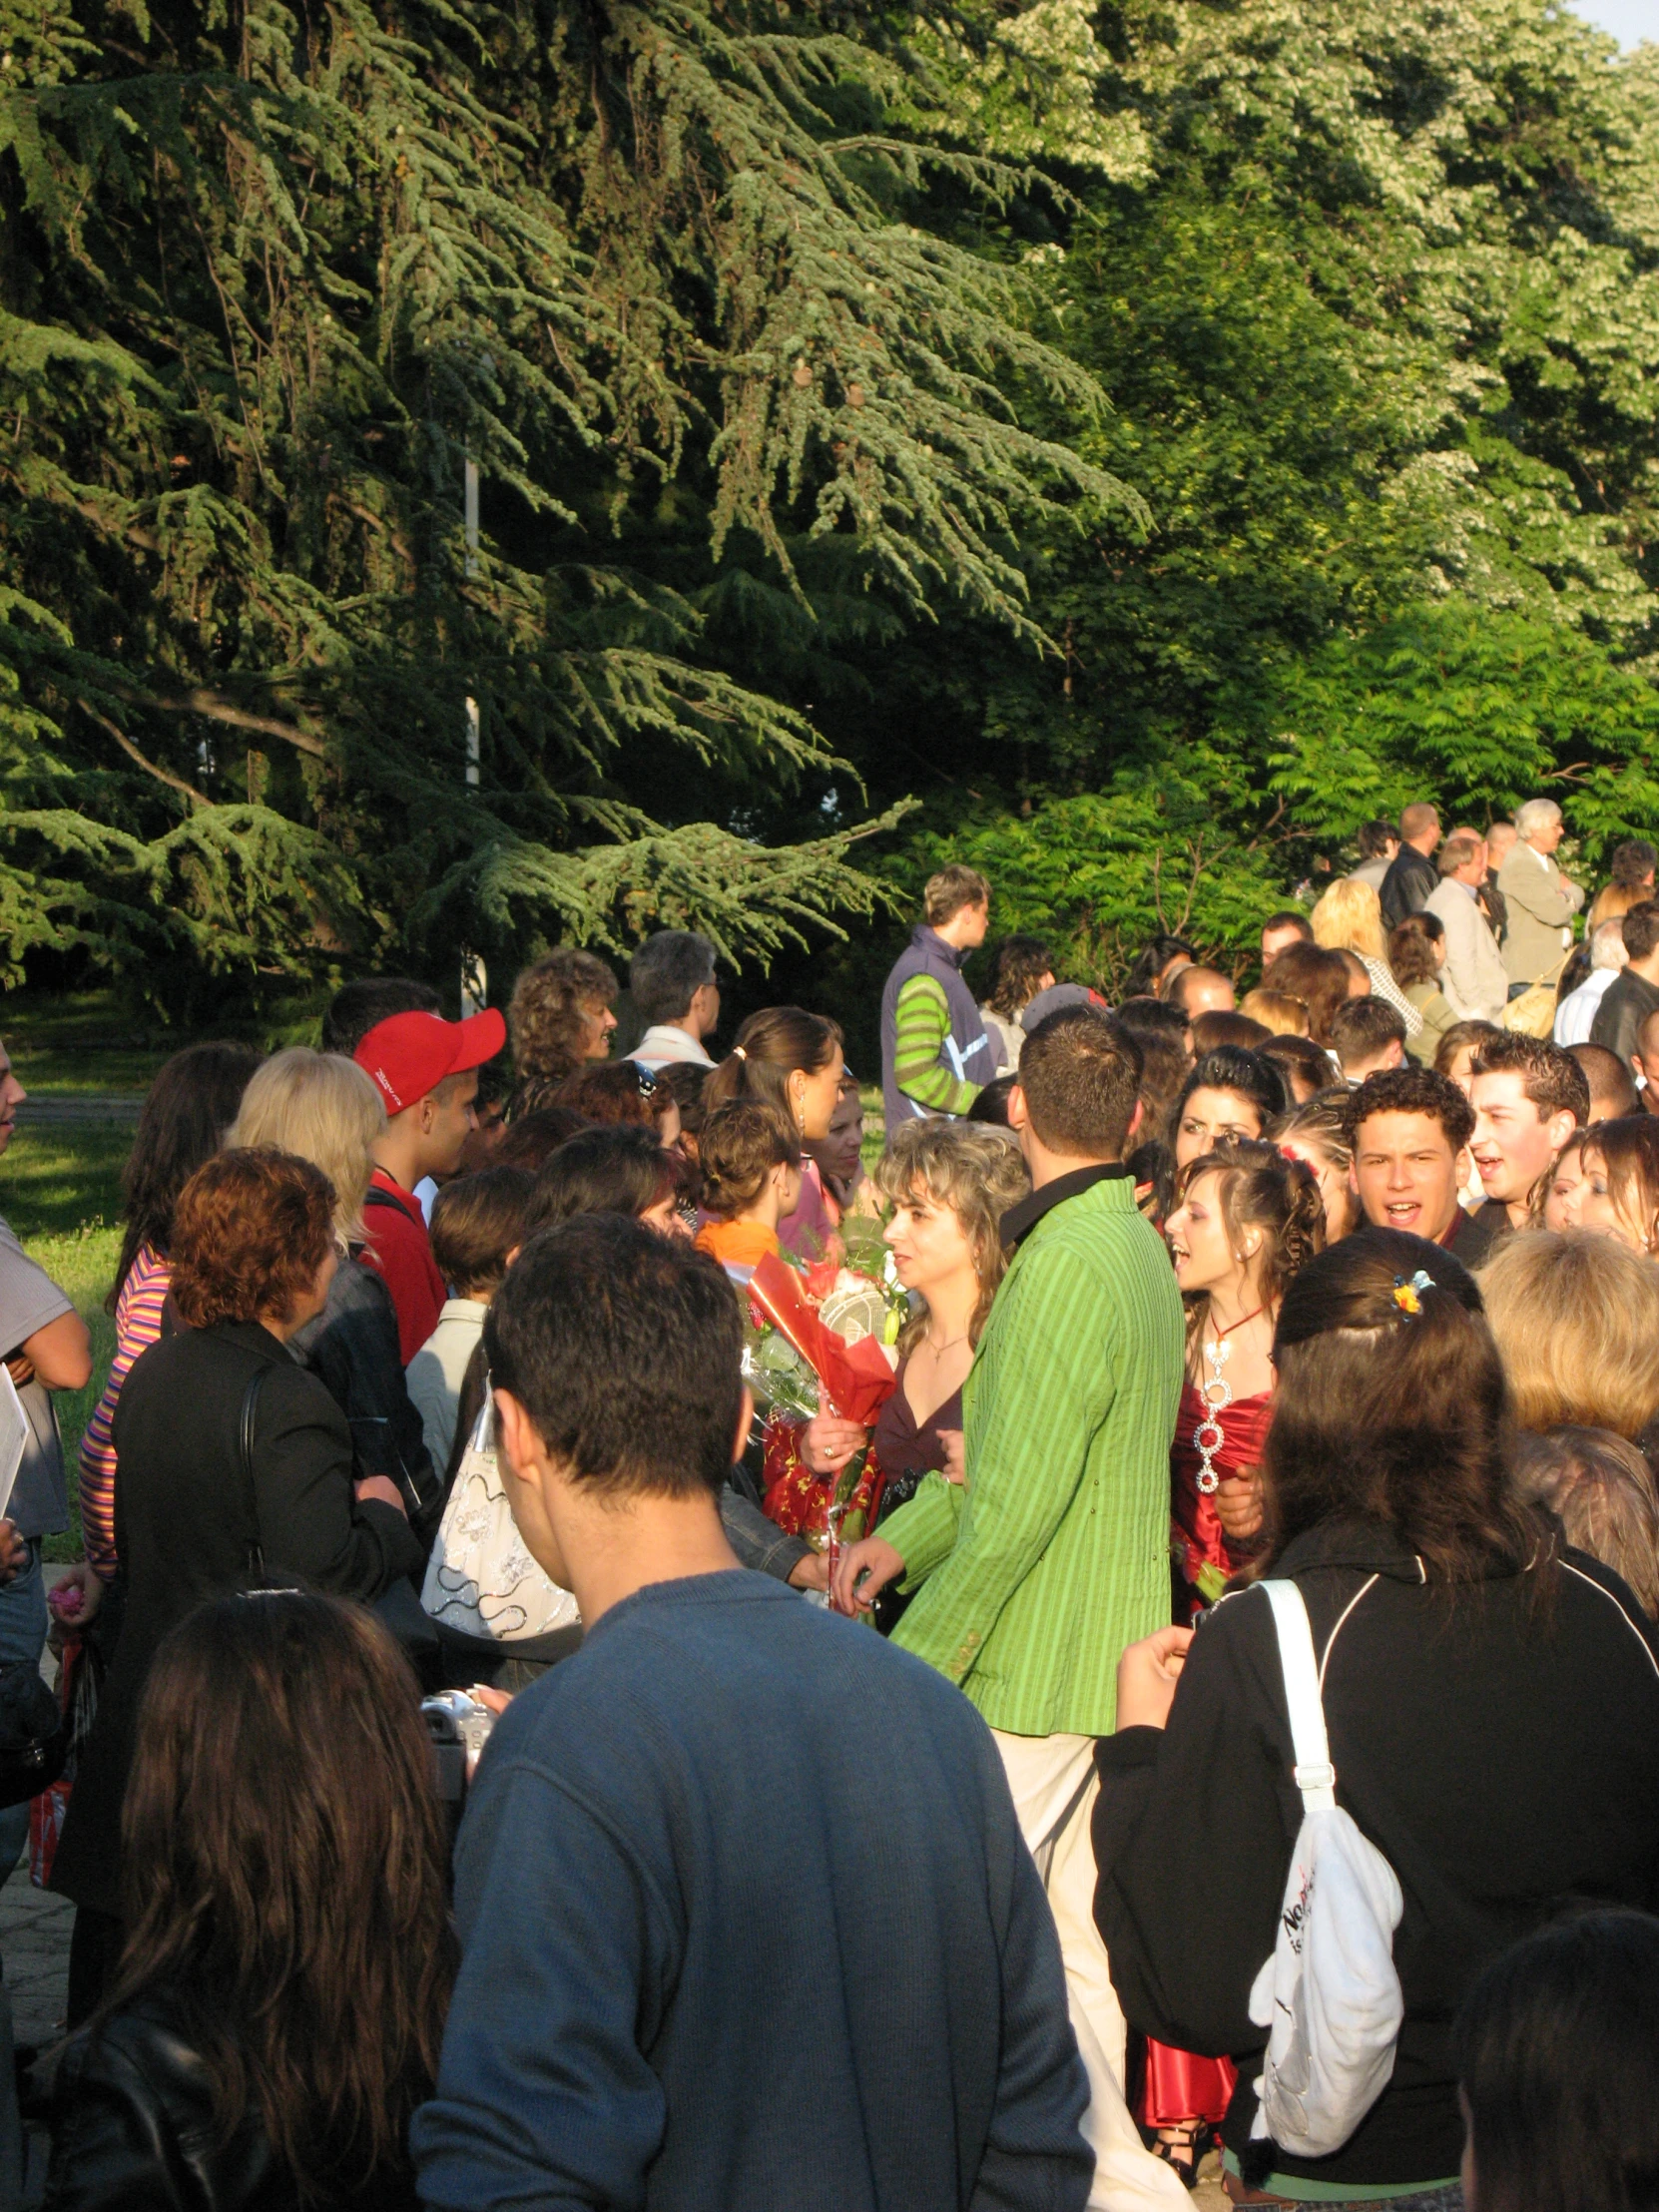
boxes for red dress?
[1169,1379,1273,1622]
[1141,1380,1274,2137]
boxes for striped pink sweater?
[76,1241,170,1580]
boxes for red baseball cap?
[353,1007,506,1116]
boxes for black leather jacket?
[288,1253,440,1534]
[45,1991,419,2212]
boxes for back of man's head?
[1591,919,1630,972]
[1569,1043,1639,1122]
[1622,902,1659,967]
[322,976,440,1056]
[1165,964,1236,1016]
[486,1214,743,1499]
[1357,821,1397,861]
[1399,802,1440,846]
[923,864,990,927]
[629,930,717,1026]
[1329,995,1407,1074]
[1016,1008,1142,1159]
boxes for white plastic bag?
[420,1400,579,1642]
[1247,1579,1404,2158]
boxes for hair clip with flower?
[1390,1269,1434,1318]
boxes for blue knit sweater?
[413,1571,1090,2212]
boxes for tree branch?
[79,703,210,805]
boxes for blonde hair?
[1311,877,1386,963]
[1512,1425,1659,1616]
[873,1121,1030,1355]
[229,1049,384,1245]
[1477,1230,1659,1441]
[1240,988,1310,1037]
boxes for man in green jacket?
[835,1006,1187,2210]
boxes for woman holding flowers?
[763,1122,1029,1555]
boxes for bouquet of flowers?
[744,1252,909,1561]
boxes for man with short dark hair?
[1260,911,1312,967]
[1163,963,1236,1017]
[836,1007,1189,2210]
[413,1216,1091,2212]
[1346,1065,1492,1265]
[321,975,442,1056]
[1590,902,1659,1072]
[880,864,992,1130]
[1569,1041,1640,1122]
[1350,820,1399,892]
[628,929,721,1070]
[1469,1032,1590,1234]
[1380,802,1442,928]
[1330,995,1407,1082]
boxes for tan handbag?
[1500,952,1569,1039]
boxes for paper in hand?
[0,1366,30,1523]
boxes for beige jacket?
[1497,844,1583,986]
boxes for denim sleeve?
[720,1483,810,1582]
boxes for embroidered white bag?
[420,1399,579,1642]
[1247,1579,1404,2157]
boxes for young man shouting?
[1346,1064,1495,1268]
[1467,1032,1590,1238]
[412,1216,1090,2212]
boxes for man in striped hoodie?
[879,864,993,1133]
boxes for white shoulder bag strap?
[1261,1580,1337,1812]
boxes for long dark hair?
[1261,1230,1544,1588]
[110,1594,455,2199]
[1456,1910,1659,2212]
[113,1041,265,1306]
[1173,1140,1325,1353]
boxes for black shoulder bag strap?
[237,1367,270,1590]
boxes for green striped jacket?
[882,1171,1184,1737]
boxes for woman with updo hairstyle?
[1272,1093,1359,1241]
[50,1150,424,2024]
[1094,1229,1659,2211]
[1388,913,1456,1067]
[1145,1139,1324,2180]
[1169,1045,1288,1171]
[704,1005,844,1141]
[506,948,619,1116]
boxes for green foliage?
[0,0,1142,1007]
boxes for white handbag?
[420,1399,580,1642]
[1247,1579,1404,2158]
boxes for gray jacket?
[1498,844,1583,985]
[1423,878,1509,1022]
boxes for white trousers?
[992,1730,1189,2212]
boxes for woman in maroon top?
[1149,1138,1325,2180]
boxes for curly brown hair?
[171,1149,335,1329]
[507,949,618,1101]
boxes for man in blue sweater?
[412,1214,1091,2212]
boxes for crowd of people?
[0,795,1653,2210]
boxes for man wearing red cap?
[353,1008,506,1363]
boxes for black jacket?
[51,1322,424,1918]
[289,1255,439,1527]
[44,1988,418,2212]
[1379,844,1439,930]
[1589,965,1659,1071]
[1093,1518,1659,2193]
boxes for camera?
[421,1690,495,1804]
